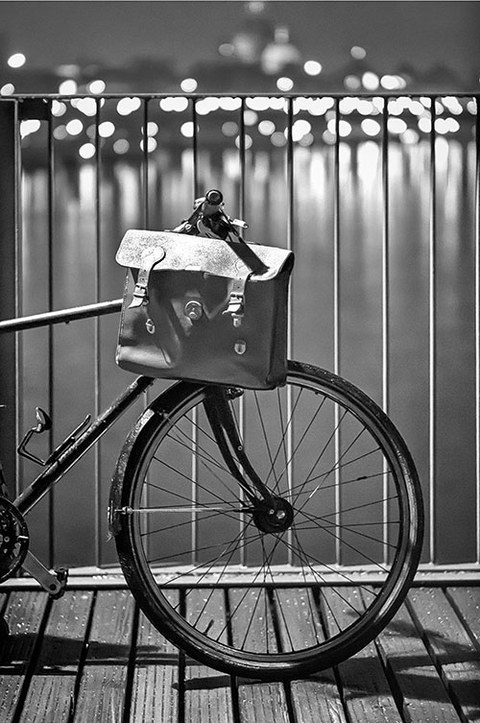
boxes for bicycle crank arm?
[21,551,68,598]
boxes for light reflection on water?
[20,140,478,566]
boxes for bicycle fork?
[203,388,295,533]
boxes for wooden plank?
[228,587,289,723]
[18,590,93,723]
[322,587,403,722]
[0,591,48,721]
[184,587,234,723]
[0,591,8,613]
[72,589,134,722]
[373,596,461,722]
[129,590,179,722]
[407,587,480,721]
[237,681,291,723]
[274,587,347,723]
[447,587,480,647]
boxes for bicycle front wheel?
[111,361,423,680]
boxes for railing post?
[0,100,19,496]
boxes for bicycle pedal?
[51,567,69,599]
[21,552,69,598]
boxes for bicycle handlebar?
[204,189,223,206]
[173,189,247,240]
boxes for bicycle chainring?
[0,497,29,583]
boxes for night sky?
[0,1,479,80]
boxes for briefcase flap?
[116,229,293,281]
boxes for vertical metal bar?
[428,96,437,564]
[381,98,390,416]
[94,98,102,567]
[190,422,198,567]
[333,98,341,566]
[141,98,152,560]
[286,96,294,259]
[192,98,199,197]
[191,95,199,563]
[239,97,246,218]
[381,97,390,565]
[333,98,341,379]
[47,104,55,568]
[238,97,247,566]
[0,101,20,499]
[286,96,294,347]
[142,98,150,227]
[475,96,480,564]
[286,95,295,563]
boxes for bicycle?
[0,190,424,681]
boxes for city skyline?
[0,1,479,92]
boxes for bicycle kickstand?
[21,551,68,599]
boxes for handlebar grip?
[205,189,223,206]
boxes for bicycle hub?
[252,496,294,534]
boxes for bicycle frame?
[4,369,276,597]
[14,375,154,517]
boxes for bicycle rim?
[114,361,423,680]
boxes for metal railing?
[0,91,479,571]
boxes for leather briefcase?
[115,229,294,389]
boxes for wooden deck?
[0,577,479,722]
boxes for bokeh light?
[180,78,198,93]
[58,79,78,95]
[351,46,367,60]
[88,80,106,94]
[304,60,322,76]
[65,119,83,136]
[276,77,294,92]
[8,53,26,68]
[79,143,96,159]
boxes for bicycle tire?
[110,361,423,681]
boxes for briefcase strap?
[128,248,166,309]
[222,275,252,327]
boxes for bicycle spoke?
[233,533,285,652]
[268,390,327,491]
[139,506,246,539]
[187,526,253,634]
[146,518,264,580]
[296,507,400,549]
[311,493,399,520]
[274,388,289,491]
[154,441,245,507]
[291,468,391,497]
[166,427,239,489]
[294,425,368,511]
[279,528,378,613]
[290,527,367,624]
[253,389,280,490]
[302,447,383,491]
